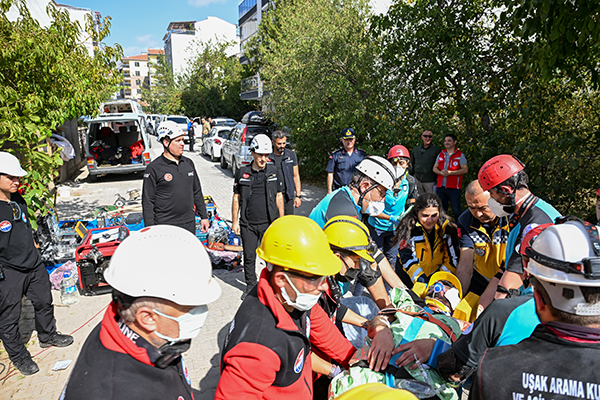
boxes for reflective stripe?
[409,266,425,282]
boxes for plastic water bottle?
[60,271,79,305]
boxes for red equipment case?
[75,226,129,296]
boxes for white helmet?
[0,152,28,177]
[355,155,396,191]
[104,225,221,306]
[250,134,273,154]
[524,218,600,315]
[157,121,185,142]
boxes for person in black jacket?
[0,152,73,376]
[142,121,209,234]
[62,225,221,400]
[471,217,600,400]
[232,134,284,298]
[269,130,301,215]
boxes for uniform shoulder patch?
[0,220,11,232]
[243,173,250,179]
[293,348,305,373]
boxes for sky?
[65,0,240,56]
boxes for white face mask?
[153,305,209,343]
[395,166,406,178]
[364,189,386,216]
[280,273,321,311]
[487,197,511,217]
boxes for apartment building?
[147,48,165,87]
[118,54,150,100]
[163,16,239,77]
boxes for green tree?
[0,0,122,222]
[180,39,256,120]
[500,0,600,86]
[252,0,397,178]
[141,55,183,115]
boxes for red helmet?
[478,155,525,191]
[387,145,410,160]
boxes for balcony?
[123,73,130,78]
[122,63,130,70]
[239,0,256,20]
[240,74,262,101]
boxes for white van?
[85,112,152,182]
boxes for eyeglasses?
[10,201,21,221]
[284,270,327,286]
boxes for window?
[135,62,140,67]
[135,71,140,76]
[136,79,141,85]
[137,89,141,94]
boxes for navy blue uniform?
[326,148,366,189]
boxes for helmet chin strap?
[355,177,378,210]
[163,138,179,159]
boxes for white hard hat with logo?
[250,134,273,154]
[104,225,221,306]
[524,218,600,316]
[0,152,28,177]
[157,121,186,142]
[355,155,396,191]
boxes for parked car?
[220,111,273,176]
[212,117,237,127]
[85,113,152,182]
[160,115,190,142]
[202,126,232,162]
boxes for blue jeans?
[341,296,380,349]
[435,186,462,218]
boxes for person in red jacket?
[216,216,357,400]
[433,134,468,218]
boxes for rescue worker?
[62,225,221,399]
[142,121,209,234]
[326,128,366,193]
[455,180,509,309]
[395,224,547,386]
[395,193,459,286]
[0,152,73,376]
[478,155,560,299]
[410,130,441,195]
[269,130,301,215]
[232,134,284,298]
[471,217,600,399]
[367,145,418,267]
[186,118,194,152]
[310,155,406,307]
[216,216,357,400]
[433,134,468,218]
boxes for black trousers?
[240,222,270,286]
[284,197,295,215]
[188,133,195,152]
[0,264,57,362]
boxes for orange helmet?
[387,145,410,160]
[478,155,525,191]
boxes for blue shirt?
[368,176,410,232]
[309,186,361,228]
[325,148,366,188]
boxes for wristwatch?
[296,195,302,199]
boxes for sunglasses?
[284,270,327,286]
[422,135,433,139]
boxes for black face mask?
[155,339,191,369]
[336,258,360,282]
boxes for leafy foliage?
[252,0,398,178]
[0,0,122,223]
[180,39,257,121]
[140,54,183,115]
[500,0,600,86]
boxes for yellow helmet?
[256,215,342,276]
[336,383,418,400]
[323,216,376,263]
[427,271,463,299]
